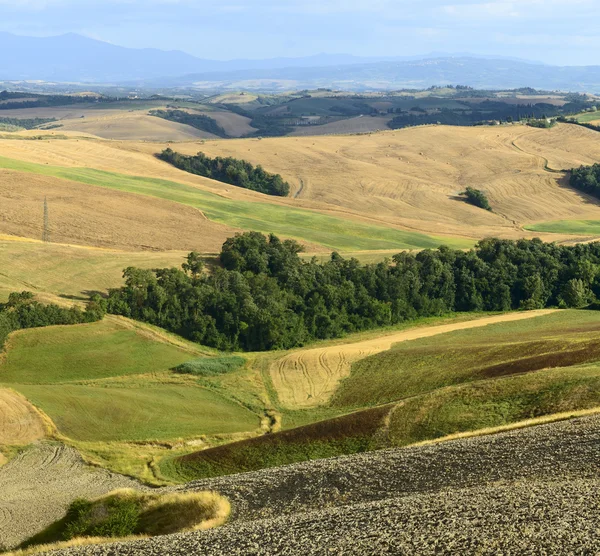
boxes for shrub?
[173,356,246,377]
[462,187,492,211]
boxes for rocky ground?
[0,443,139,550]
[49,415,600,555]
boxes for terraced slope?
[50,414,600,555]
[270,309,556,409]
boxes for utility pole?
[42,197,50,243]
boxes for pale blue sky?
[0,0,598,65]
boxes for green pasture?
[525,220,600,236]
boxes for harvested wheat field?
[0,389,46,446]
[0,443,140,549]
[59,112,219,141]
[0,168,236,251]
[289,115,394,136]
[271,310,557,409]
[191,110,257,137]
[49,414,600,555]
[2,123,600,247]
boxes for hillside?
[2,123,600,254]
[43,414,600,554]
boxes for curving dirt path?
[0,442,140,550]
[270,310,558,409]
[0,388,46,446]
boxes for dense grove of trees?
[387,100,592,129]
[158,148,290,197]
[106,232,600,352]
[463,187,492,211]
[0,292,105,349]
[570,164,600,198]
[149,109,228,137]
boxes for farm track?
[270,309,557,408]
[53,414,600,555]
[0,443,140,550]
[0,389,46,445]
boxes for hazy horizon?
[0,0,597,66]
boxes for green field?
[0,155,472,252]
[525,220,600,236]
[0,320,195,384]
[576,110,600,123]
[1,319,260,442]
[332,310,600,407]
[166,310,600,479]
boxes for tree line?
[105,232,600,352]
[570,163,600,198]
[158,148,290,197]
[0,292,105,350]
[149,109,228,138]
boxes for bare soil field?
[0,389,46,445]
[270,309,556,409]
[50,414,600,555]
[0,443,139,549]
[0,168,237,251]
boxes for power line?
[42,197,50,243]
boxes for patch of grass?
[0,156,472,251]
[173,356,246,377]
[21,489,229,550]
[0,320,194,384]
[332,310,600,408]
[164,405,392,480]
[575,110,600,123]
[388,362,600,446]
[13,382,260,442]
[525,220,600,236]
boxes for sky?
[0,0,598,65]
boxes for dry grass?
[0,388,47,445]
[289,116,393,136]
[270,310,557,409]
[3,123,600,249]
[0,168,236,251]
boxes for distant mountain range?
[2,32,600,92]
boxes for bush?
[173,356,246,376]
[462,187,492,211]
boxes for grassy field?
[332,310,600,408]
[0,156,471,251]
[0,319,260,443]
[166,309,600,480]
[576,110,600,123]
[525,220,600,236]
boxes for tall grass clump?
[173,356,245,377]
[21,489,230,550]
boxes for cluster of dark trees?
[149,109,228,138]
[0,91,104,111]
[158,148,290,197]
[387,100,593,129]
[570,163,600,198]
[106,232,600,352]
[0,292,105,349]
[463,187,492,211]
[0,117,56,130]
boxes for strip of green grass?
[525,220,600,236]
[576,110,600,123]
[13,383,259,441]
[0,155,472,251]
[0,320,194,384]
